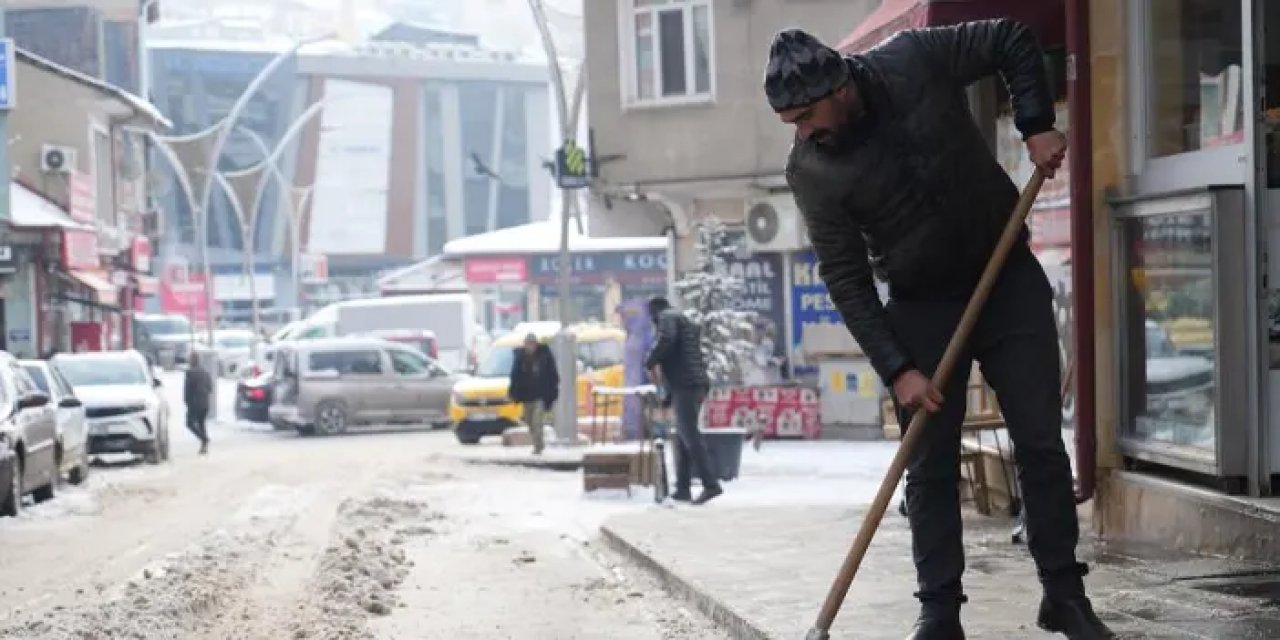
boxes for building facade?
[3,48,166,357]
[291,39,553,305]
[4,1,147,94]
[1081,0,1280,561]
[146,39,305,324]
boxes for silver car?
[268,338,456,435]
[20,360,90,484]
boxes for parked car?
[207,328,256,377]
[134,313,195,369]
[268,338,457,435]
[448,323,626,445]
[52,351,170,464]
[0,353,60,516]
[354,329,439,361]
[19,360,89,484]
[236,371,273,425]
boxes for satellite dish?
[746,201,779,245]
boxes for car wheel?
[455,429,481,445]
[68,452,89,485]
[1,457,21,517]
[162,426,172,462]
[144,436,162,464]
[32,469,55,504]
[315,401,349,435]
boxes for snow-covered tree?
[673,220,758,385]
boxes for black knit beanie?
[764,29,850,112]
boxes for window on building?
[1147,0,1243,158]
[625,0,713,104]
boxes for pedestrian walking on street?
[767,21,1111,640]
[645,297,722,506]
[508,334,558,455]
[184,352,212,455]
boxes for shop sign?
[61,229,99,270]
[300,253,328,284]
[722,253,785,359]
[791,250,846,378]
[464,256,528,284]
[0,245,15,274]
[69,172,96,224]
[529,250,667,284]
[130,235,151,273]
[160,262,214,323]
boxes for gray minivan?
[268,338,456,435]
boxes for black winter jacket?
[785,19,1055,386]
[184,366,213,411]
[645,309,710,389]
[508,344,559,406]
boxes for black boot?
[1037,595,1114,639]
[1038,564,1114,639]
[904,604,965,640]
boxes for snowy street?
[0,372,732,639]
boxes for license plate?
[92,421,124,435]
[469,412,497,421]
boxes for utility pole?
[527,0,586,444]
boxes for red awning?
[838,0,1066,54]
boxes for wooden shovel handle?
[807,168,1048,638]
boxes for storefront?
[530,250,668,324]
[1083,0,1267,497]
[463,256,530,333]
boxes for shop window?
[1264,5,1280,188]
[1119,211,1216,452]
[1146,0,1243,158]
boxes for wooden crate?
[583,452,634,494]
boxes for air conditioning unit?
[744,193,807,252]
[41,145,76,174]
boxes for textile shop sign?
[529,250,666,285]
[62,229,99,271]
[722,253,785,358]
[791,250,844,377]
[464,256,528,284]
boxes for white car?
[208,329,257,377]
[19,360,90,484]
[51,351,170,464]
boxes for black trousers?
[889,248,1080,605]
[186,406,209,444]
[671,386,720,493]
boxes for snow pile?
[291,493,440,639]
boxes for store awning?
[837,0,1066,54]
[68,270,117,304]
[9,182,94,231]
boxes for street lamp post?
[527,0,587,444]
[158,35,328,346]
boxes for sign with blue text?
[0,39,15,110]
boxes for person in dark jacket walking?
[645,297,722,506]
[766,22,1111,640]
[508,334,558,454]
[183,352,212,455]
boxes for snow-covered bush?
[673,220,758,386]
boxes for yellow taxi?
[449,322,625,444]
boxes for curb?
[600,523,773,640]
[458,457,582,472]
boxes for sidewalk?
[603,505,1280,639]
[591,441,1280,640]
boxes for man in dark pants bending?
[646,297,722,506]
[766,21,1111,640]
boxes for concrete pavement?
[602,505,1280,640]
